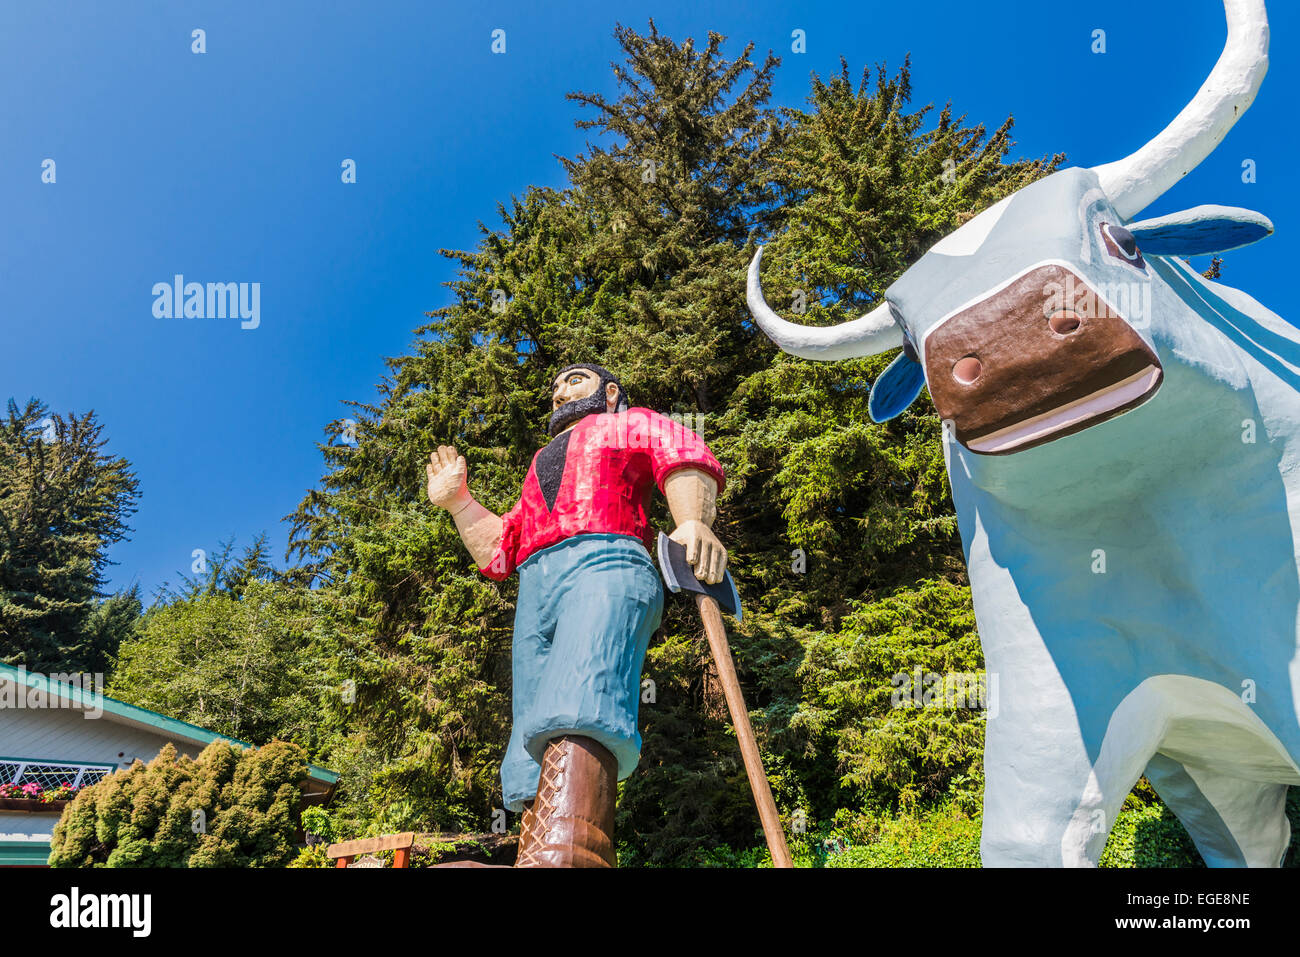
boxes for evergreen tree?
[154,534,277,603]
[288,25,1060,860]
[713,62,1060,844]
[109,538,333,751]
[0,399,140,672]
[554,20,784,406]
[78,586,143,676]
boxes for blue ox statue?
[747,0,1295,866]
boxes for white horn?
[1093,0,1269,220]
[746,246,902,361]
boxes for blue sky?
[2,0,1295,600]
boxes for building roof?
[0,662,338,791]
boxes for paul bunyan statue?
[425,363,727,867]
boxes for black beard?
[548,390,608,437]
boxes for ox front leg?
[975,630,1152,865]
[980,712,1142,867]
[973,613,1143,864]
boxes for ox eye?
[1101,222,1144,266]
[1108,225,1139,257]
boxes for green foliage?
[793,579,985,813]
[0,398,141,672]
[817,806,983,868]
[108,544,333,753]
[683,797,1223,869]
[1099,802,1204,869]
[684,804,982,867]
[49,740,309,868]
[767,57,1062,308]
[301,806,336,844]
[288,843,332,868]
[286,809,338,866]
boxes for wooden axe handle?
[695,592,793,869]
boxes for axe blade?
[656,532,742,621]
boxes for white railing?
[0,759,114,791]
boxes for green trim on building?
[0,839,51,867]
[0,664,338,787]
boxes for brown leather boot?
[514,735,618,867]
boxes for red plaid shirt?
[479,408,724,580]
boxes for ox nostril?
[952,356,982,385]
[1049,310,1082,335]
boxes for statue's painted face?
[548,367,621,437]
[551,368,602,410]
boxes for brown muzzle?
[923,263,1162,455]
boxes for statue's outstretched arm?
[426,445,503,568]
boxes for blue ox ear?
[1126,205,1273,256]
[868,349,926,423]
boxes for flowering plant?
[40,783,78,803]
[0,781,79,802]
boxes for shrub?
[685,803,982,868]
[288,844,332,868]
[49,739,308,868]
[679,783,1300,868]
[1099,803,1204,868]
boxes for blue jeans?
[500,533,664,812]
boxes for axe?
[657,532,793,869]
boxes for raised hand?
[426,445,470,511]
